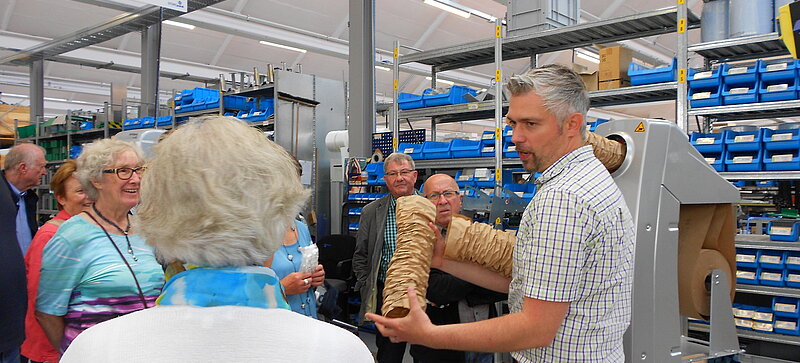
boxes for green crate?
[17,124,36,138]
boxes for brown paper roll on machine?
[596,119,742,362]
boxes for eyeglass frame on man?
[425,190,460,202]
[385,169,415,178]
[102,166,147,180]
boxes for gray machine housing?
[597,119,741,362]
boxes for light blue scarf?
[157,265,290,310]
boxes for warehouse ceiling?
[0,0,705,129]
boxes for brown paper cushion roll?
[445,216,515,279]
[679,249,735,319]
[382,195,436,318]
[585,131,626,172]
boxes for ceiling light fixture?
[259,40,307,53]
[163,20,196,30]
[423,0,470,19]
[426,76,455,85]
[575,49,600,64]
[375,65,392,72]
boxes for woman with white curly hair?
[60,116,372,362]
[36,139,165,353]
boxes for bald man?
[410,174,505,363]
[1,143,46,362]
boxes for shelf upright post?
[393,40,400,153]
[677,0,689,132]
[494,18,504,200]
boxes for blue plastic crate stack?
[690,127,800,172]
[730,298,800,335]
[398,85,478,110]
[688,59,800,108]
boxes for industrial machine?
[597,119,741,362]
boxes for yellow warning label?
[635,122,646,133]
[496,26,502,38]
[495,168,501,180]
[393,79,398,90]
[678,68,687,83]
[678,0,685,4]
[495,217,502,225]
[495,127,501,139]
[393,48,398,59]
[392,138,398,150]
[678,18,686,33]
[496,69,501,82]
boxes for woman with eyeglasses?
[35,139,165,353]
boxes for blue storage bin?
[397,142,423,160]
[587,118,610,132]
[702,152,725,172]
[725,129,763,152]
[736,248,760,268]
[768,220,800,241]
[787,271,800,288]
[69,145,82,159]
[156,115,173,127]
[222,95,251,110]
[628,58,677,86]
[421,141,452,159]
[737,267,759,284]
[774,317,800,336]
[725,149,762,172]
[756,180,778,187]
[454,170,476,188]
[504,142,519,158]
[722,81,758,104]
[759,250,786,269]
[688,83,723,108]
[731,180,747,187]
[348,223,359,231]
[759,59,798,83]
[140,117,155,128]
[123,118,140,130]
[723,60,762,86]
[764,129,800,151]
[246,107,274,122]
[735,317,755,331]
[733,304,757,320]
[348,208,362,216]
[503,125,513,143]
[760,269,786,287]
[474,169,496,188]
[754,307,776,323]
[764,149,800,171]
[689,65,726,89]
[503,183,536,200]
[451,139,482,158]
[79,121,93,130]
[773,297,800,318]
[423,85,478,107]
[759,77,798,102]
[787,251,800,271]
[398,89,431,110]
[481,130,495,146]
[691,131,726,153]
[365,162,386,186]
[480,144,497,157]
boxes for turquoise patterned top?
[157,266,290,310]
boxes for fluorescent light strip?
[426,76,455,85]
[259,40,307,53]
[375,65,391,72]
[423,0,470,18]
[163,20,196,30]
[575,50,599,64]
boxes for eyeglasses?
[425,190,459,202]
[102,166,147,180]
[385,169,415,178]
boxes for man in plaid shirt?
[368,64,636,362]
[353,152,418,363]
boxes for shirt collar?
[7,179,23,197]
[535,145,594,186]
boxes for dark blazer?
[352,194,392,323]
[0,171,32,352]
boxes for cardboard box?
[598,79,631,90]
[599,46,632,82]
[578,71,598,91]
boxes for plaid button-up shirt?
[510,145,635,362]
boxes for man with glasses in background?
[353,152,418,362]
[410,174,505,363]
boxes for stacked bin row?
[396,126,518,160]
[123,115,177,130]
[172,87,274,123]
[736,248,800,288]
[688,59,800,108]
[732,298,800,336]
[690,127,800,172]
[398,85,478,110]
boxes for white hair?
[75,139,144,201]
[134,116,310,266]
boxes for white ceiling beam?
[210,35,233,66]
